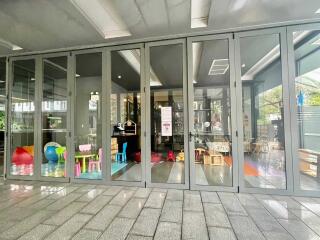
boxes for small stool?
[75,161,81,177]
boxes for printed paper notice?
[161,107,172,136]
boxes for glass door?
[106,44,145,186]
[39,54,70,181]
[235,28,293,194]
[72,50,104,182]
[7,57,37,180]
[287,23,320,196]
[145,39,189,189]
[0,58,6,177]
[188,34,238,191]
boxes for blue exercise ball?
[45,146,58,163]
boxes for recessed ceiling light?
[242,64,246,68]
[117,75,122,79]
[191,0,211,28]
[70,0,131,39]
[0,38,23,51]
[30,78,35,81]
[208,59,229,75]
[316,8,320,14]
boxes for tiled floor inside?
[1,180,320,240]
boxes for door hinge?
[234,81,236,87]
[143,87,146,93]
[235,130,238,137]
[237,186,240,193]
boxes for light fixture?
[0,38,23,51]
[191,0,211,28]
[192,42,203,84]
[44,59,80,77]
[316,8,320,14]
[241,64,246,68]
[208,59,229,75]
[70,0,131,39]
[117,75,122,79]
[30,78,35,81]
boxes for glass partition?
[191,39,233,187]
[41,56,68,178]
[292,30,320,191]
[110,49,142,181]
[239,33,287,189]
[0,58,5,176]
[149,43,186,184]
[74,52,102,179]
[10,59,35,176]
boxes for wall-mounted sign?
[161,106,172,136]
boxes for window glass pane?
[192,39,233,187]
[74,52,102,179]
[41,56,68,178]
[240,34,287,189]
[149,43,185,184]
[11,59,35,176]
[293,30,320,191]
[0,58,6,176]
[110,49,142,182]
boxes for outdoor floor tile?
[203,203,231,227]
[109,190,135,206]
[208,227,237,240]
[229,215,265,240]
[71,229,102,240]
[278,218,320,240]
[201,191,220,203]
[130,208,161,237]
[134,188,152,198]
[166,189,183,201]
[118,197,146,219]
[184,191,203,212]
[80,195,113,215]
[18,224,56,240]
[99,217,135,240]
[182,211,208,240]
[144,191,166,209]
[154,222,181,240]
[160,200,183,223]
[218,192,248,216]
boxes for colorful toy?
[176,150,185,161]
[167,150,175,161]
[45,146,58,163]
[12,146,34,165]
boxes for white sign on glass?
[161,106,172,136]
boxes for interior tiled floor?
[1,180,320,240]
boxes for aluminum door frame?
[105,43,146,187]
[187,34,239,192]
[69,48,107,185]
[287,22,320,197]
[234,27,294,195]
[6,55,40,181]
[145,38,189,189]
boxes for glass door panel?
[10,59,35,177]
[110,49,142,182]
[190,38,234,188]
[291,29,320,191]
[0,58,5,176]
[41,56,68,178]
[238,32,287,190]
[147,41,187,186]
[74,52,102,180]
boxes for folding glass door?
[0,58,6,177]
[71,50,104,183]
[287,23,320,196]
[39,53,70,181]
[7,57,37,180]
[188,34,238,191]
[235,28,293,194]
[106,44,145,186]
[145,39,189,189]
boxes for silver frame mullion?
[3,57,9,178]
[106,43,145,187]
[70,48,105,184]
[145,38,189,190]
[6,55,37,181]
[287,22,320,197]
[187,33,238,192]
[235,27,293,195]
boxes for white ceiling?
[0,0,319,55]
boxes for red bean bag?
[12,147,34,165]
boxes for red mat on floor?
[224,156,259,176]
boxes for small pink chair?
[75,161,81,177]
[79,144,91,153]
[88,148,102,173]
